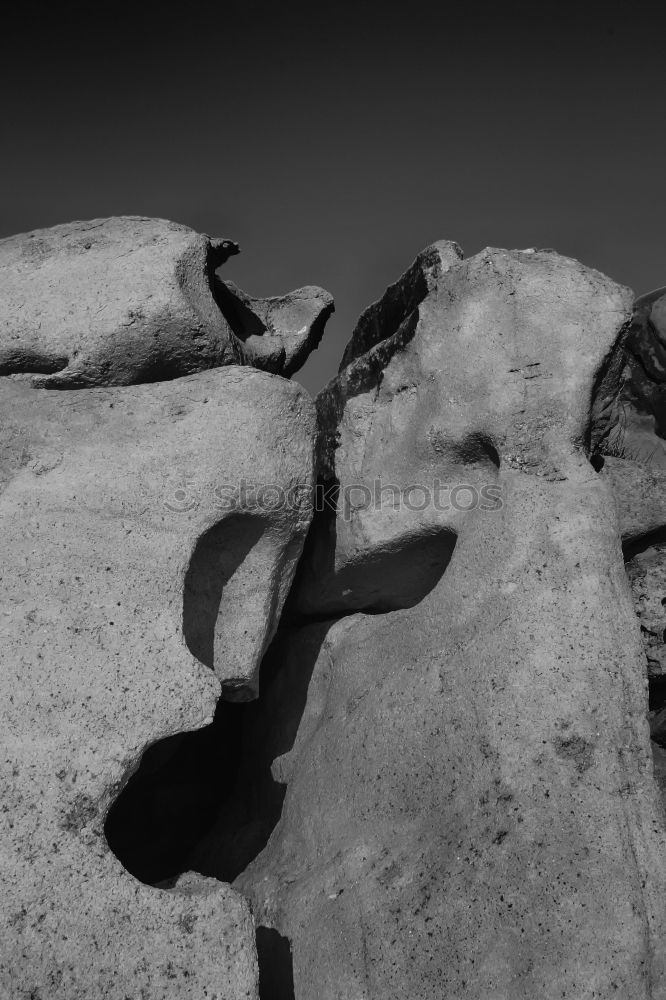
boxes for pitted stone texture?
[0,367,316,998]
[0,216,332,387]
[241,246,666,999]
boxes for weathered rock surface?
[594,285,666,469]
[600,455,666,544]
[0,217,333,387]
[236,246,666,998]
[5,221,666,1000]
[217,279,333,377]
[0,366,316,998]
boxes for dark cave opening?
[103,620,326,889]
[104,498,336,890]
[103,677,285,887]
[104,515,461,887]
[103,695,279,887]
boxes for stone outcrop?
[0,366,316,998]
[4,220,666,1000]
[236,246,666,998]
[0,217,333,387]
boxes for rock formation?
[0,350,317,992]
[3,221,666,999]
[237,246,666,998]
[0,216,333,387]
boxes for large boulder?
[0,216,333,387]
[234,246,666,998]
[0,366,316,998]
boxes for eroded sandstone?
[4,221,666,1000]
[0,366,316,998]
[236,245,666,999]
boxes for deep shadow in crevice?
[106,455,463,887]
[649,675,666,714]
[183,514,265,671]
[104,698,249,886]
[333,529,458,616]
[104,622,329,888]
[212,276,269,344]
[256,927,295,1000]
[649,674,666,806]
[622,527,666,562]
[0,350,69,379]
[623,543,666,803]
[448,431,501,470]
[286,503,458,623]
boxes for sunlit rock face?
[0,366,316,999]
[0,216,333,387]
[4,219,666,1000]
[236,245,666,999]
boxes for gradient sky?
[2,3,665,395]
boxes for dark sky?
[2,3,665,396]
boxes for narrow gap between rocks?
[103,497,460,1000]
[624,537,666,805]
[104,457,468,884]
[102,519,456,886]
[256,927,296,1000]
